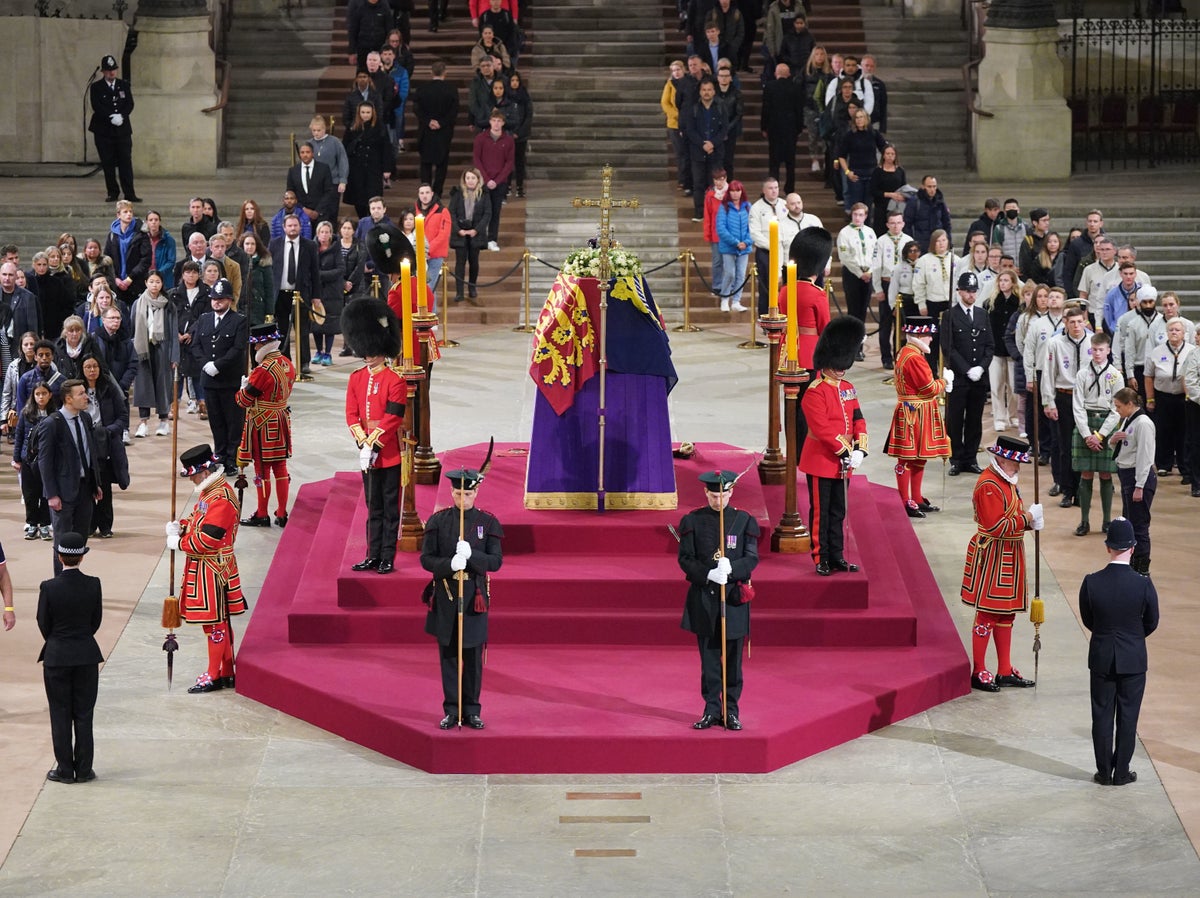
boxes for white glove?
[456,539,472,558]
[165,520,181,538]
[967,365,984,382]
[706,567,729,585]
[450,553,468,572]
[203,361,219,377]
[943,368,954,393]
[166,533,180,552]
[1029,503,1044,530]
[848,449,865,469]
[716,556,732,575]
[358,445,374,471]
[109,113,123,126]
[240,375,249,390]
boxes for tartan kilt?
[1071,408,1119,473]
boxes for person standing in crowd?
[1072,331,1123,536]
[904,175,951,252]
[88,55,139,203]
[236,323,297,528]
[416,184,451,298]
[836,110,887,218]
[167,444,247,694]
[79,355,130,540]
[13,382,59,541]
[686,78,727,223]
[941,271,993,476]
[800,316,868,576]
[662,61,690,196]
[344,103,395,220]
[414,60,459,198]
[1144,318,1191,482]
[347,0,394,69]
[37,532,104,784]
[270,214,321,376]
[288,144,338,230]
[308,115,349,206]
[506,71,533,198]
[961,435,1043,692]
[473,109,515,253]
[190,279,248,475]
[1079,517,1159,786]
[447,168,491,303]
[702,169,729,307]
[421,467,505,730]
[884,315,950,518]
[37,379,103,575]
[343,299,406,575]
[103,202,151,306]
[143,210,177,290]
[1041,304,1092,512]
[748,177,786,315]
[714,66,743,179]
[677,470,758,731]
[836,203,876,355]
[312,221,345,367]
[870,209,912,370]
[715,179,752,312]
[987,269,1022,432]
[239,233,273,327]
[130,270,178,438]
[1111,388,1157,576]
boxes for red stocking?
[894,462,912,504]
[202,623,229,681]
[911,460,928,504]
[971,612,993,675]
[992,612,1017,676]
[271,461,291,518]
[254,464,272,518]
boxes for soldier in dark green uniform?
[420,468,504,729]
[678,470,760,731]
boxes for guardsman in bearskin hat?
[961,435,1043,692]
[370,221,441,364]
[343,299,406,575]
[884,315,951,518]
[166,444,246,694]
[800,315,868,576]
[678,470,760,731]
[777,226,834,453]
[236,322,297,528]
[420,464,504,730]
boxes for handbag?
[309,298,326,325]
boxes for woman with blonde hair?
[446,167,491,303]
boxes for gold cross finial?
[572,165,639,281]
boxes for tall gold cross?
[572,165,639,281]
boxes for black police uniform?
[88,58,137,201]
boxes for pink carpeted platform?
[236,443,969,774]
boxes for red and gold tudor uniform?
[345,360,406,571]
[172,446,246,693]
[236,324,297,526]
[960,436,1039,692]
[884,316,951,517]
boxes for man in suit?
[37,532,104,784]
[37,380,103,575]
[761,64,802,196]
[941,271,994,476]
[0,261,43,339]
[190,279,249,474]
[1079,517,1160,786]
[88,55,139,203]
[287,143,339,227]
[414,60,460,198]
[269,214,320,376]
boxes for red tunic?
[235,351,296,467]
[776,280,831,369]
[345,363,406,469]
[387,276,442,362]
[960,466,1030,613]
[884,344,951,460]
[799,373,867,478]
[179,473,246,624]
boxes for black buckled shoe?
[815,562,833,576]
[917,499,941,513]
[274,514,288,528]
[465,715,485,729]
[996,670,1035,688]
[693,714,720,730]
[187,675,223,694]
[439,714,456,729]
[376,561,395,574]
[831,558,859,573]
[351,557,379,572]
[905,503,926,519]
[971,672,1001,693]
[219,676,236,689]
[725,714,743,731]
[241,514,272,527]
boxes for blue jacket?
[716,202,752,256]
[148,228,178,290]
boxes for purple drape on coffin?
[527,372,675,499]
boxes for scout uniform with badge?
[800,315,868,576]
[1071,333,1123,535]
[678,470,760,731]
[167,444,246,694]
[236,322,297,528]
[884,314,950,518]
[961,435,1042,692]
[342,299,406,575]
[420,467,504,730]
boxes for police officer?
[942,271,994,476]
[88,55,139,204]
[678,470,760,731]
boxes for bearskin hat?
[812,315,866,372]
[788,226,833,280]
[341,298,401,359]
[365,222,416,275]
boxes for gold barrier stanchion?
[439,267,458,347]
[673,250,700,333]
[292,290,313,382]
[513,249,536,333]
[737,263,766,350]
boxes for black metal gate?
[1059,12,1200,169]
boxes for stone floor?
[1,170,1199,895]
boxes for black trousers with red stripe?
[807,473,848,566]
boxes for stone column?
[974,0,1071,180]
[131,0,218,176]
